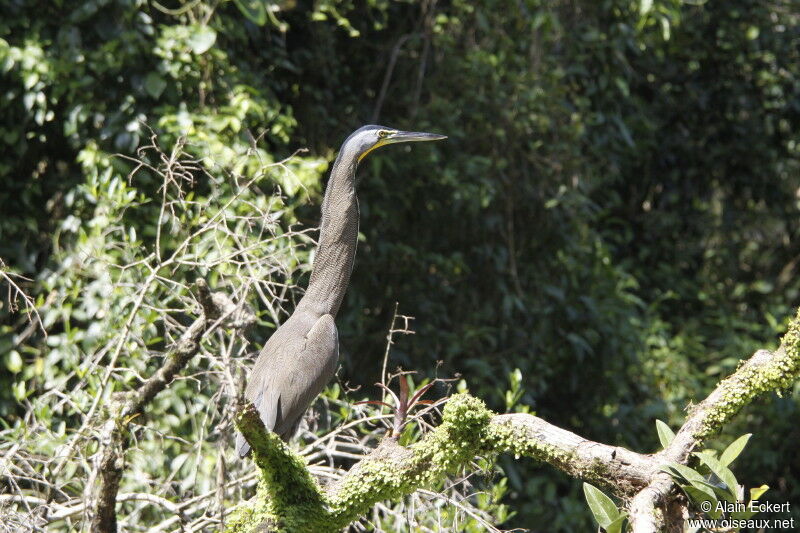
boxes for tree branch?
[488,413,656,494]
[230,309,800,533]
[232,394,661,532]
[628,311,800,532]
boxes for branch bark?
[230,309,800,533]
[628,316,800,532]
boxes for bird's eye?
[377,130,389,138]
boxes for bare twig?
[0,259,46,337]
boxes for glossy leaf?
[720,434,752,466]
[583,483,620,528]
[655,419,675,449]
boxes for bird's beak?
[359,130,447,161]
[385,130,448,144]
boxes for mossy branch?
[231,394,660,532]
[230,310,800,533]
[629,308,800,533]
[235,403,326,520]
[230,395,496,532]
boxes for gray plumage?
[236,125,445,457]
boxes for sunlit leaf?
[655,419,675,449]
[750,484,769,502]
[719,434,751,466]
[187,25,217,54]
[583,482,620,528]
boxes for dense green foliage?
[1,0,799,530]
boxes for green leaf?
[6,350,22,373]
[719,433,751,466]
[640,0,653,15]
[731,509,759,520]
[605,514,627,533]
[660,462,706,487]
[12,380,26,401]
[583,482,620,528]
[144,72,167,98]
[233,0,267,26]
[682,485,719,518]
[750,484,769,501]
[694,451,738,500]
[187,25,217,54]
[660,15,671,40]
[730,485,770,520]
[694,479,737,505]
[655,419,675,448]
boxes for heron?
[236,125,446,457]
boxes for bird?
[236,125,446,457]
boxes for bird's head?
[343,125,447,162]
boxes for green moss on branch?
[227,405,327,532]
[326,393,492,524]
[227,394,497,532]
[695,309,800,439]
[227,312,800,532]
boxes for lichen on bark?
[227,394,497,532]
[695,308,800,439]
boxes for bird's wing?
[237,314,338,456]
[272,313,339,438]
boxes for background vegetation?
[1,0,799,530]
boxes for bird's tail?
[235,431,251,458]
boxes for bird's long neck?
[297,152,359,317]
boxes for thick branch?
[236,403,326,517]
[489,413,657,494]
[230,394,663,532]
[229,310,800,533]
[628,310,800,533]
